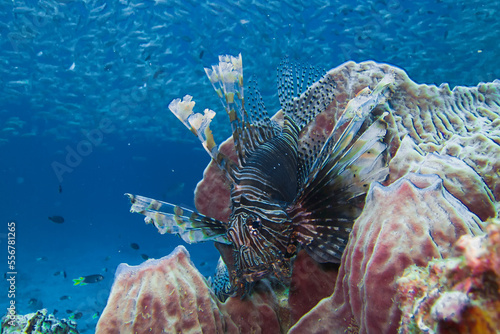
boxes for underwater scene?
[1,0,499,333]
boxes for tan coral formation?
[325,62,500,207]
[96,246,338,333]
[397,219,500,333]
[288,173,484,334]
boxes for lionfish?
[126,54,393,297]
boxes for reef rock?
[397,219,500,333]
[288,173,484,334]
[109,61,498,333]
[96,245,341,333]
[96,245,294,334]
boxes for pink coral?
[194,61,500,225]
[397,220,500,333]
[288,173,484,334]
[96,246,338,333]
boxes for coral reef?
[96,245,338,333]
[99,173,487,333]
[288,173,484,334]
[288,250,338,323]
[386,136,496,220]
[397,219,500,333]
[1,309,79,334]
[105,61,498,333]
[194,61,500,220]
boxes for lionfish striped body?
[126,54,393,297]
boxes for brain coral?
[288,173,484,334]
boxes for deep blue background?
[0,0,499,331]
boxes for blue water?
[1,0,499,332]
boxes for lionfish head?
[226,209,294,294]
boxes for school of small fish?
[0,0,498,147]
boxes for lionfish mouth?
[239,266,272,283]
[238,259,291,284]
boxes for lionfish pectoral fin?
[289,74,394,263]
[125,193,230,244]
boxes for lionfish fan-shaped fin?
[289,75,394,263]
[168,95,237,182]
[237,78,282,163]
[298,72,394,201]
[293,223,353,263]
[125,193,230,245]
[204,54,247,166]
[277,57,335,131]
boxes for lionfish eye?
[248,216,261,230]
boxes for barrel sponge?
[95,246,225,333]
[288,173,484,334]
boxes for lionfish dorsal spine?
[277,57,336,131]
[168,95,218,159]
[299,72,395,198]
[203,54,285,171]
[204,54,247,166]
[168,94,238,184]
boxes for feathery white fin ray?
[204,54,247,165]
[125,193,230,245]
[204,54,281,168]
[168,95,218,159]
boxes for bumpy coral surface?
[1,309,79,334]
[288,173,484,334]
[387,136,496,221]
[397,219,500,334]
[96,245,340,333]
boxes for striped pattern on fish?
[126,53,393,297]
